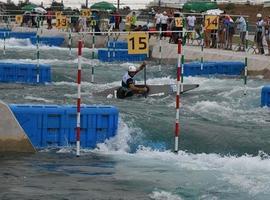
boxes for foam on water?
[149,190,183,200]
[24,96,54,103]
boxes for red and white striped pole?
[174,39,182,153]
[76,40,83,157]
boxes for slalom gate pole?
[180,38,184,94]
[68,28,72,56]
[3,32,6,55]
[159,25,162,71]
[244,20,249,95]
[76,40,83,157]
[174,38,182,153]
[201,28,205,70]
[36,33,40,83]
[91,26,95,83]
[107,30,111,60]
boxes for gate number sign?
[204,15,219,30]
[127,32,149,54]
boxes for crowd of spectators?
[152,9,270,55]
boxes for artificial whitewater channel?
[0,39,269,200]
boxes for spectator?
[235,15,247,51]
[114,12,121,30]
[130,11,137,30]
[187,15,196,31]
[217,16,225,49]
[154,10,162,32]
[160,11,168,39]
[224,15,235,50]
[109,12,115,31]
[255,13,264,54]
[264,15,270,55]
[46,8,53,29]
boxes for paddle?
[144,63,147,98]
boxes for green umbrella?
[22,4,37,11]
[183,2,218,13]
[90,1,116,11]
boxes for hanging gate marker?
[159,25,162,71]
[91,26,95,83]
[68,28,72,56]
[244,20,249,95]
[76,40,83,157]
[174,38,182,153]
[3,32,6,55]
[36,34,40,83]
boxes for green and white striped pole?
[107,30,111,60]
[244,20,249,95]
[180,21,186,93]
[36,33,40,83]
[3,32,6,55]
[159,25,162,71]
[91,27,96,83]
[68,28,72,56]
[180,45,185,94]
[201,26,205,70]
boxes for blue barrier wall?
[0,28,11,32]
[261,86,270,107]
[98,40,147,62]
[183,62,245,76]
[9,105,119,148]
[0,31,36,39]
[107,40,128,49]
[9,32,36,39]
[98,49,147,62]
[30,36,65,47]
[0,63,51,84]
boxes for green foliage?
[225,3,236,10]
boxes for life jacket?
[121,72,134,88]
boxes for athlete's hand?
[141,61,146,68]
[142,87,148,92]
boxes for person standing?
[154,10,162,38]
[46,8,53,29]
[130,11,137,30]
[264,15,270,55]
[160,11,168,39]
[255,13,264,54]
[187,15,196,44]
[235,15,247,51]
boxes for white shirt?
[187,16,196,27]
[160,14,168,24]
[155,13,162,25]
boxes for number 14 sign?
[127,32,149,54]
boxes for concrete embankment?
[0,100,35,153]
[150,39,270,79]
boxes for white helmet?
[128,65,136,72]
[257,13,262,18]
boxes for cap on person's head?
[163,11,167,15]
[257,13,262,18]
[128,65,137,72]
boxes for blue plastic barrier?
[8,32,36,39]
[9,105,119,148]
[30,36,65,47]
[183,61,245,76]
[261,85,270,107]
[0,28,11,32]
[107,40,128,49]
[0,62,51,84]
[98,49,147,62]
[0,31,10,39]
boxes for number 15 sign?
[127,32,149,54]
